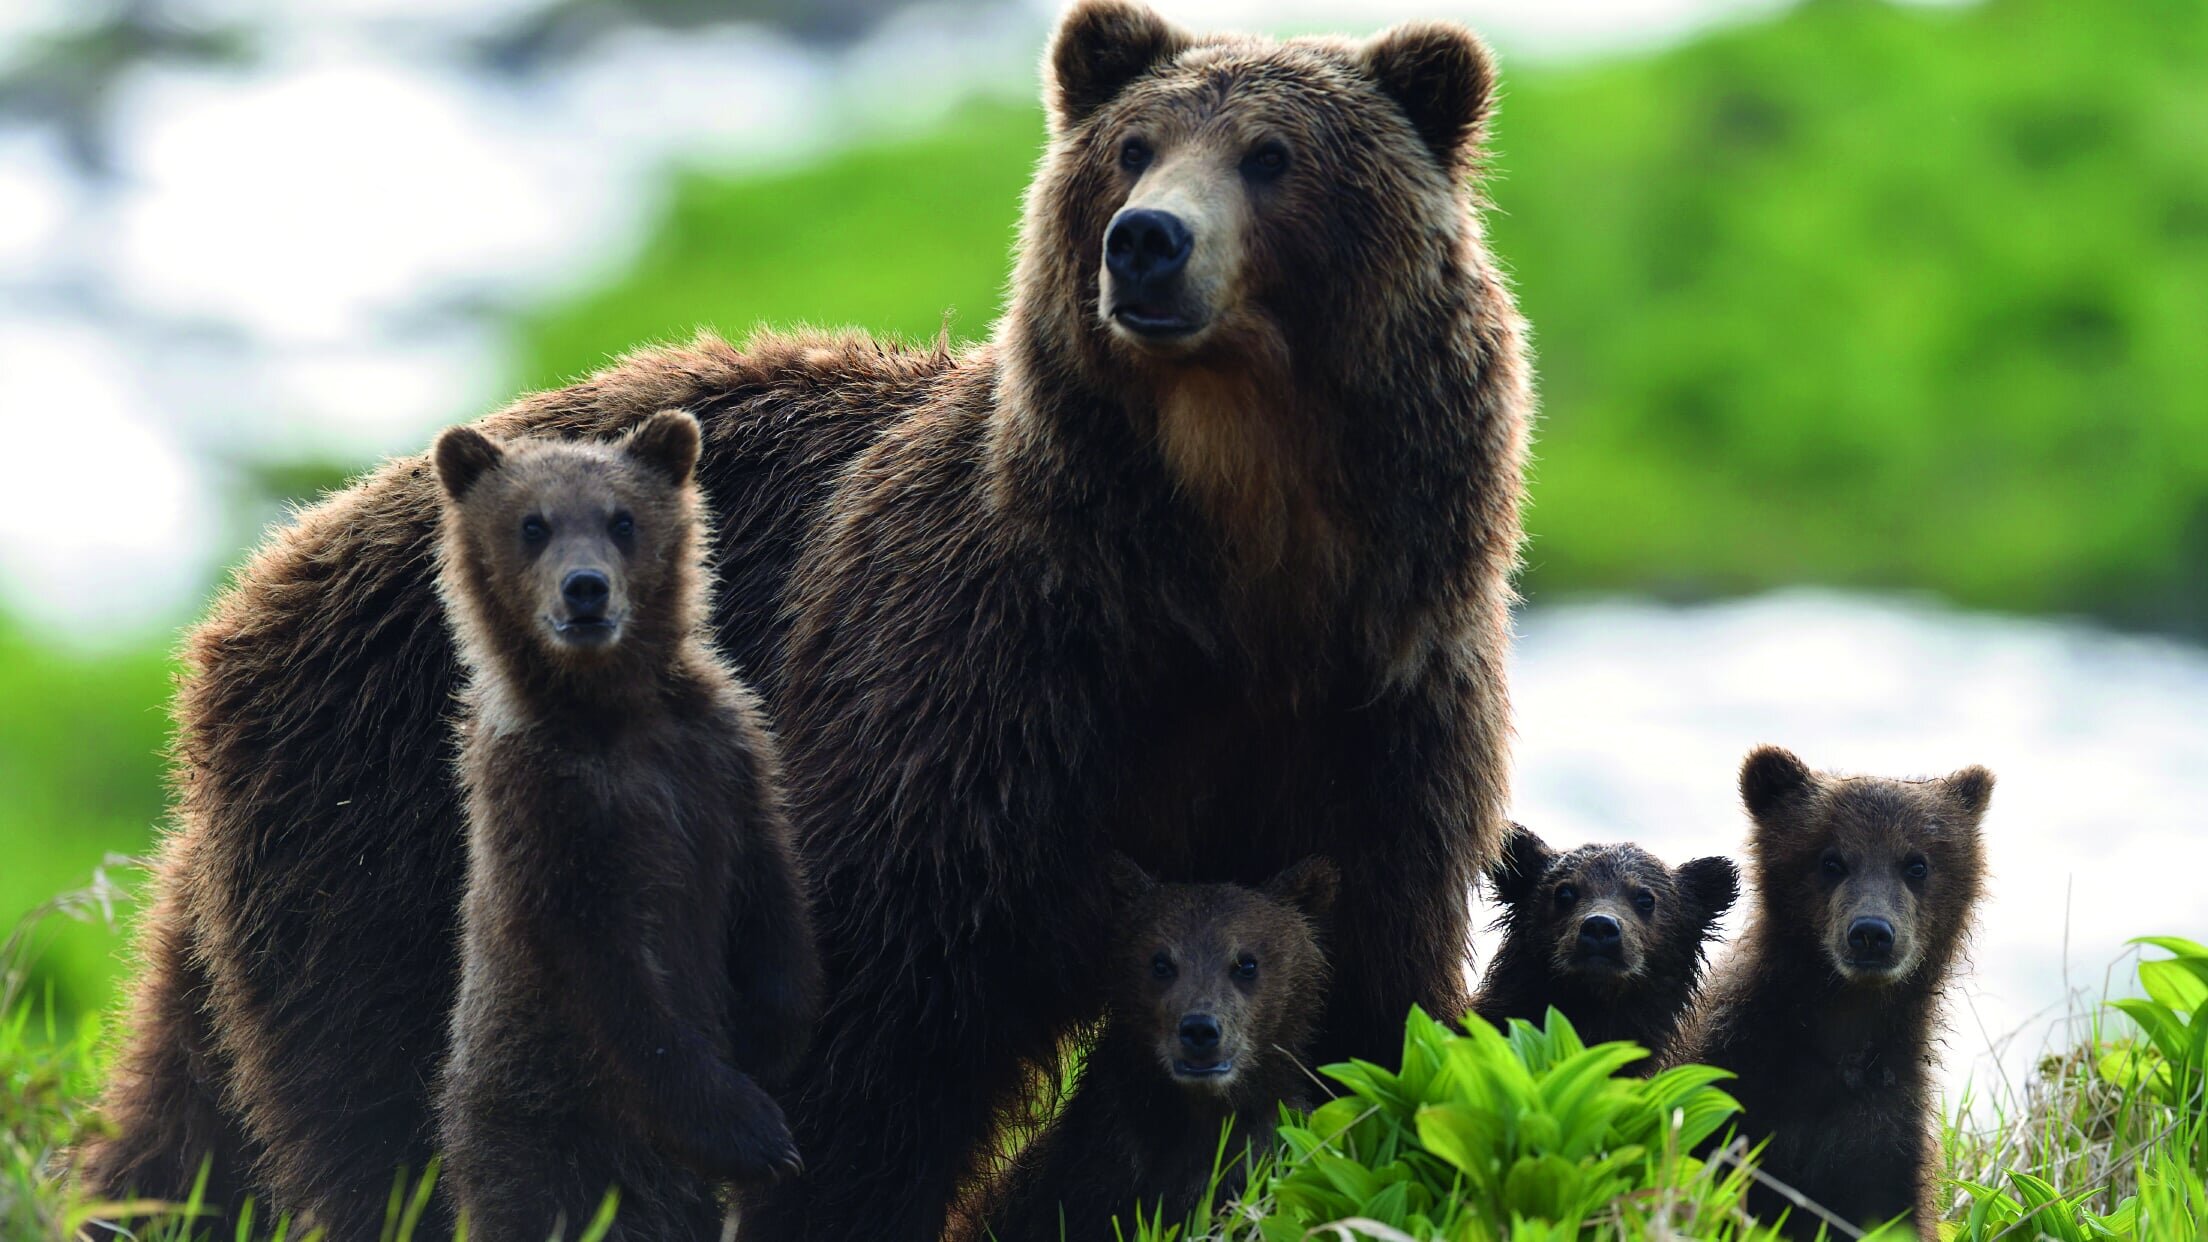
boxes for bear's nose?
[562,569,610,618]
[1105,208,1193,286]
[1178,1013,1221,1054]
[1847,917,1895,962]
[1577,914,1623,956]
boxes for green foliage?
[1133,1007,1786,1241]
[1947,938,2207,1240]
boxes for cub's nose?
[1847,916,1896,962]
[1177,1013,1221,1054]
[1105,208,1193,286]
[1577,914,1623,957]
[562,569,610,619]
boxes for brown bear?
[960,857,1335,1242]
[1473,826,1738,1066]
[84,2,1531,1238]
[427,411,817,1241]
[1666,747,1993,1241]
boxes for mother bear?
[82,3,1531,1239]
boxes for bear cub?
[430,411,820,1241]
[1474,826,1738,1066]
[1668,746,1993,1241]
[964,858,1338,1242]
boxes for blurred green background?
[3,0,2203,1025]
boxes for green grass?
[8,876,2200,1241]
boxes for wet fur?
[1473,827,1737,1066]
[1667,747,1993,1240]
[431,416,818,1240]
[81,3,1531,1238]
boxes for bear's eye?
[1821,851,1848,879]
[520,515,550,546]
[1151,952,1176,981]
[1904,856,1930,882]
[1634,890,1657,917]
[1553,883,1578,909]
[1232,954,1259,981]
[1242,140,1290,183]
[1120,138,1153,172]
[609,512,634,540]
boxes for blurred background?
[0,0,2202,1110]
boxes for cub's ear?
[1740,745,1816,823]
[1106,852,1158,908]
[1486,824,1552,906]
[626,410,702,487]
[1678,856,1741,925]
[1263,856,1340,921]
[1362,21,1497,177]
[1047,0,1188,131]
[432,425,504,501]
[1943,765,1995,820]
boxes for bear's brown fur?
[84,3,1530,1237]
[960,858,1335,1242]
[1473,826,1737,1066]
[428,412,817,1241]
[1667,747,1993,1240]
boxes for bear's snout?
[1104,207,1200,339]
[1846,916,1896,965]
[561,569,611,619]
[1576,913,1624,961]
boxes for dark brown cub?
[431,412,819,1241]
[1473,826,1737,1066]
[1669,746,1993,1241]
[961,858,1336,1242]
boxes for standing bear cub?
[1473,826,1738,1066]
[431,411,819,1241]
[1668,747,1993,1241]
[962,858,1336,1242]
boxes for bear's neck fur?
[980,162,1528,680]
[1729,903,1959,1097]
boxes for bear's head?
[431,411,705,673]
[1488,827,1739,999]
[1109,856,1336,1102]
[1031,0,1494,368]
[1739,746,1994,987]
[1001,2,1517,571]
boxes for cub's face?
[1740,747,1994,986]
[1112,857,1335,1097]
[1489,829,1738,991]
[1040,2,1497,366]
[432,411,702,662]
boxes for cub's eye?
[1904,857,1930,881]
[1151,952,1176,981]
[609,512,634,540]
[1243,140,1290,182]
[1634,890,1657,916]
[1232,954,1259,981]
[520,515,550,545]
[1553,884,1578,908]
[1821,852,1848,878]
[1120,138,1152,172]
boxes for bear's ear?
[1106,852,1158,907]
[1263,856,1340,921]
[1677,856,1741,926]
[1486,824,1552,906]
[432,425,504,501]
[1047,0,1188,131]
[1739,745,1816,824]
[626,410,702,487]
[1361,21,1497,177]
[1942,765,1995,820]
